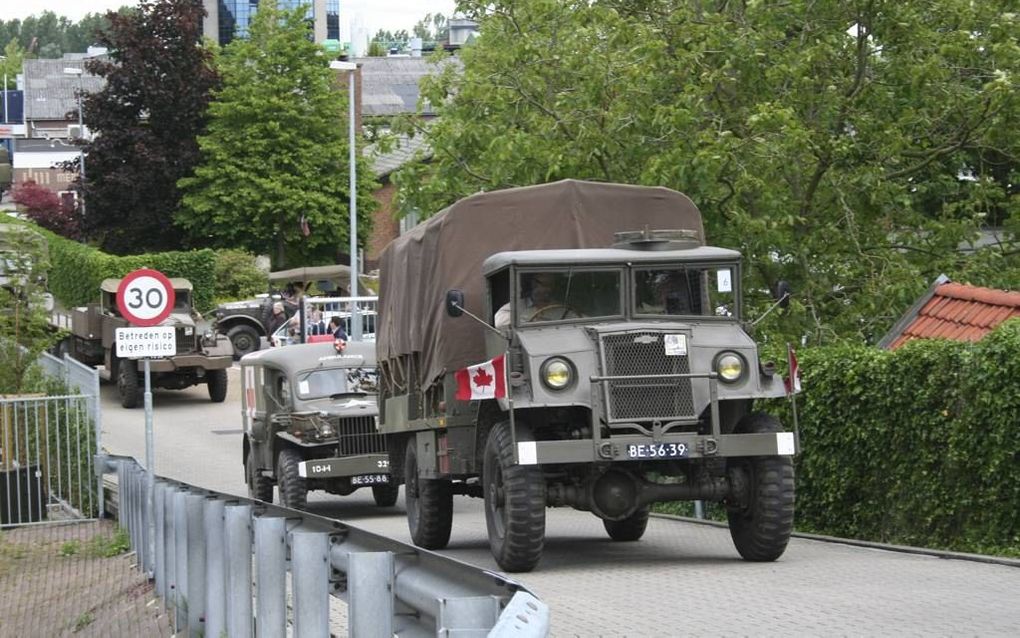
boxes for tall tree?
[177,5,376,268]
[77,0,219,253]
[394,0,1019,345]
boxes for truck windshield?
[633,264,739,319]
[516,269,621,324]
[296,367,379,399]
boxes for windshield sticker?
[664,334,688,356]
[298,380,310,395]
[717,269,733,293]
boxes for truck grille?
[336,416,387,456]
[599,331,696,423]
[175,327,196,353]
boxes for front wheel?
[726,413,795,562]
[117,358,140,409]
[404,437,453,549]
[276,449,307,509]
[207,369,228,403]
[227,325,260,359]
[483,421,546,572]
[372,484,399,507]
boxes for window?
[633,265,739,319]
[296,366,379,399]
[516,269,622,324]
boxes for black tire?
[276,448,307,509]
[726,413,795,562]
[227,325,260,359]
[117,358,140,409]
[483,421,546,572]
[207,369,228,403]
[54,338,71,359]
[372,484,399,507]
[246,451,274,502]
[603,506,650,542]
[404,437,453,549]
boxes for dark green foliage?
[0,11,117,59]
[38,226,217,311]
[213,250,268,303]
[78,0,219,253]
[763,325,1020,557]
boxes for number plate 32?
[627,442,689,459]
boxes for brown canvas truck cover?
[376,179,705,390]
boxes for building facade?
[203,0,340,46]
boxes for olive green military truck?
[240,340,396,508]
[376,180,798,572]
[51,278,234,408]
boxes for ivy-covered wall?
[767,321,1020,557]
[38,227,217,312]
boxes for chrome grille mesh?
[335,415,387,456]
[600,331,696,422]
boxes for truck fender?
[216,314,265,335]
[414,430,440,479]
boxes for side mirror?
[446,289,465,318]
[774,280,792,309]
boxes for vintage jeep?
[240,340,395,509]
[52,278,233,408]
[376,180,798,572]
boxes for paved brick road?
[100,373,1020,637]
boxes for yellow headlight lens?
[543,359,572,390]
[716,353,744,382]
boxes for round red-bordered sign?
[116,268,176,327]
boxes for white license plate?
[351,474,389,486]
[627,442,689,459]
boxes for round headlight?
[541,358,573,390]
[715,352,745,383]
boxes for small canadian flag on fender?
[455,354,507,401]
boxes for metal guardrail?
[105,454,549,637]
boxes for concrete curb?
[651,512,1020,569]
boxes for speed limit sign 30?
[117,268,176,327]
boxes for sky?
[0,1,459,38]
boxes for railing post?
[163,486,177,614]
[225,504,253,638]
[185,493,207,637]
[292,531,330,638]
[173,490,189,631]
[203,499,226,638]
[254,516,287,637]
[347,552,394,638]
[154,481,166,598]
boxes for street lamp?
[63,67,86,223]
[329,59,361,340]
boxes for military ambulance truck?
[376,180,797,572]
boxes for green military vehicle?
[376,180,798,572]
[52,278,234,408]
[240,340,396,509]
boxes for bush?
[11,181,82,241]
[760,322,1020,557]
[213,249,268,302]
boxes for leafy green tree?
[1,39,27,89]
[178,5,376,268]
[0,10,119,58]
[367,40,387,57]
[77,0,219,253]
[394,0,1019,345]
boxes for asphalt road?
[100,366,1020,637]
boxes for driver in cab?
[494,272,580,328]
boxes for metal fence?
[109,455,549,637]
[0,394,99,527]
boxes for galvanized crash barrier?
[105,455,549,637]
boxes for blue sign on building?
[1,90,24,125]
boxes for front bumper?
[515,431,797,466]
[297,453,390,479]
[147,354,233,372]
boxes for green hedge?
[765,320,1020,557]
[34,226,217,312]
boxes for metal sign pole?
[144,357,155,577]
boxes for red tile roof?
[888,282,1020,349]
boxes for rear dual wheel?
[404,437,453,549]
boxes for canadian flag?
[455,354,507,401]
[784,344,801,395]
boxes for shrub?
[213,249,268,302]
[11,181,82,240]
